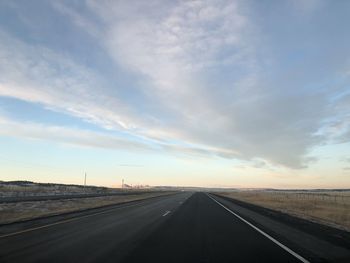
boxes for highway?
[0,192,349,262]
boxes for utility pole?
[84,172,87,187]
[122,179,124,189]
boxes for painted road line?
[162,211,171,217]
[207,194,310,263]
[0,202,144,239]
[0,194,184,239]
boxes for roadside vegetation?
[0,181,132,197]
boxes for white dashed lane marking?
[162,211,171,217]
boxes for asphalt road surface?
[0,192,345,262]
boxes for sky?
[0,0,350,189]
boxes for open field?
[0,181,124,197]
[216,190,350,232]
[0,191,173,224]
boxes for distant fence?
[267,192,350,204]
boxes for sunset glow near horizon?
[0,0,350,189]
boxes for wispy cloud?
[0,116,150,152]
[0,30,142,131]
[0,115,239,160]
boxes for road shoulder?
[211,193,350,262]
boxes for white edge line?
[206,193,310,263]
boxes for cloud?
[0,30,144,131]
[85,0,328,168]
[0,29,240,161]
[315,90,350,144]
[51,1,101,38]
[290,0,322,14]
[0,116,150,151]
[340,157,350,163]
[0,115,240,161]
[1,0,350,169]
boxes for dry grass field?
[0,181,112,197]
[216,190,350,232]
[0,192,172,224]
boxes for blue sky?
[0,0,350,188]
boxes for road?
[0,192,345,262]
[122,193,303,263]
